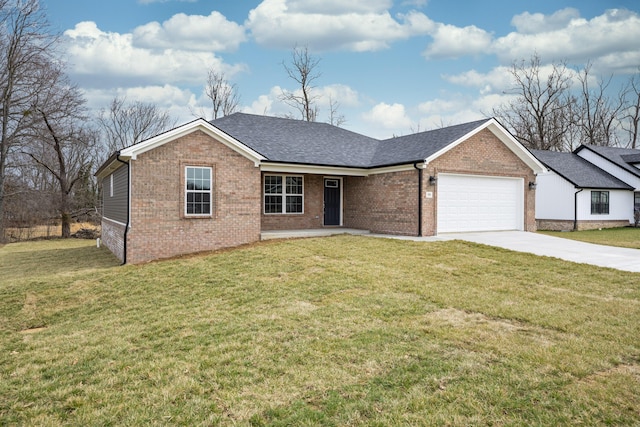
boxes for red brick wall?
[344,171,419,235]
[126,130,261,264]
[422,128,537,236]
[261,174,324,230]
[101,217,126,262]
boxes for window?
[264,175,303,214]
[591,191,609,215]
[635,192,640,211]
[185,166,212,215]
[109,174,114,197]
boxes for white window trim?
[264,174,304,214]
[109,174,114,197]
[590,190,610,215]
[185,166,213,217]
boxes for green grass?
[1,236,639,426]
[539,227,640,249]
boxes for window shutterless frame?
[185,166,212,216]
[263,174,304,214]
[590,190,609,215]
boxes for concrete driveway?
[437,231,640,272]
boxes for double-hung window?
[590,191,609,215]
[264,175,303,214]
[185,166,212,216]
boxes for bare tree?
[280,45,321,122]
[327,94,346,127]
[0,0,57,241]
[196,70,240,120]
[493,53,576,151]
[22,62,98,238]
[622,70,640,149]
[576,63,625,147]
[98,96,176,153]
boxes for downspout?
[574,188,583,231]
[116,153,130,265]
[413,162,423,236]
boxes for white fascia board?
[259,162,416,176]
[424,119,547,174]
[260,163,369,176]
[119,119,266,166]
[367,163,417,175]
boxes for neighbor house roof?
[575,144,640,179]
[531,149,634,190]
[621,153,640,165]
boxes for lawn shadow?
[0,241,120,284]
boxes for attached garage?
[437,174,524,233]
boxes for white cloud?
[443,67,512,93]
[132,11,246,52]
[286,0,392,15]
[423,23,492,59]
[511,8,581,34]
[242,84,360,120]
[492,8,640,68]
[83,84,197,123]
[362,102,413,131]
[317,84,360,108]
[415,94,508,130]
[246,0,433,51]
[63,21,246,88]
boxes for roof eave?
[423,118,547,174]
[120,118,266,165]
[95,151,127,179]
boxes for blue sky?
[40,0,640,138]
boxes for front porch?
[260,228,371,240]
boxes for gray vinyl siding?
[102,165,128,224]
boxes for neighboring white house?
[575,145,640,213]
[532,147,638,231]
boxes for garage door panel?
[437,174,523,233]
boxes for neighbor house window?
[635,192,640,211]
[185,166,212,215]
[264,175,303,214]
[591,191,609,215]
[109,174,113,197]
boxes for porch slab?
[261,228,370,240]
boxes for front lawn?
[539,226,640,249]
[1,236,639,425]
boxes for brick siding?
[126,130,261,264]
[422,128,537,236]
[261,174,324,230]
[344,171,419,235]
[101,217,126,262]
[537,219,630,231]
[343,128,536,236]
[114,126,538,263]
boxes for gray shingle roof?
[372,119,492,167]
[211,113,493,168]
[531,149,634,190]
[211,113,381,167]
[577,144,640,178]
[621,153,640,164]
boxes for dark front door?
[324,178,341,226]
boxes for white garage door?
[437,174,523,233]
